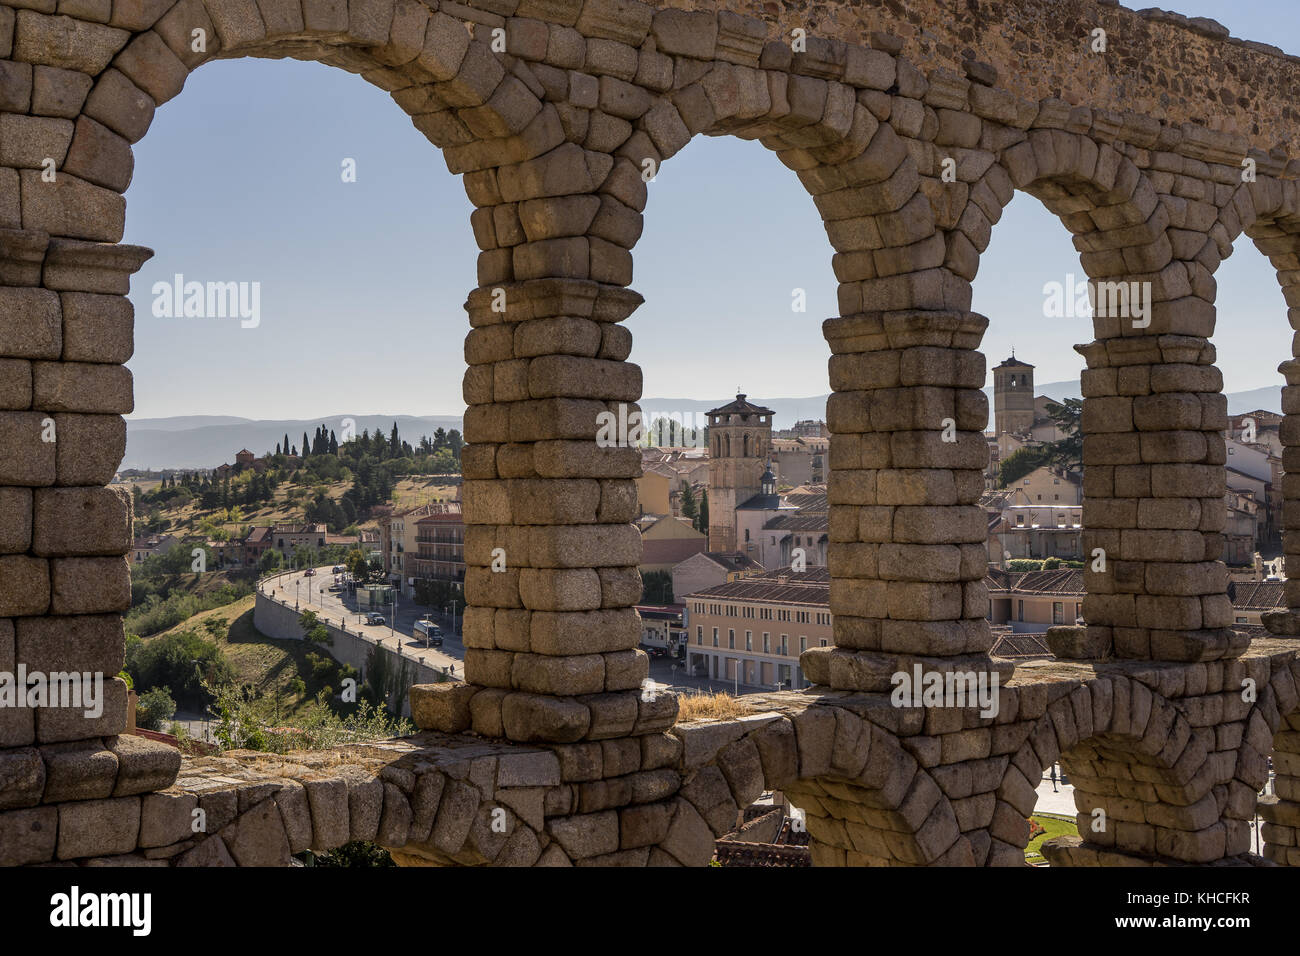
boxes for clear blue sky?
[123,0,1299,420]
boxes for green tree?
[137,686,177,731]
[298,610,332,646]
[641,569,673,604]
[680,481,698,521]
[347,549,370,582]
[698,489,709,535]
[1041,397,1083,473]
[997,446,1050,488]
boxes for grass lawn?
[1025,812,1078,864]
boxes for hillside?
[123,414,465,470]
[126,475,460,541]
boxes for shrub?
[137,686,177,730]
[124,629,234,710]
[1005,559,1046,572]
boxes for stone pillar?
[808,308,1010,691]
[1266,371,1300,635]
[0,229,149,748]
[1260,704,1300,865]
[437,130,678,744]
[1074,329,1246,662]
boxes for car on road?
[304,568,316,577]
[331,566,344,574]
[365,612,385,625]
[328,584,342,592]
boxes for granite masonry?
[2,0,1300,865]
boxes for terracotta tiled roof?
[641,537,708,566]
[991,632,1052,660]
[687,567,829,605]
[703,552,764,572]
[706,393,775,417]
[1229,581,1286,609]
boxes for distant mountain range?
[643,381,1284,426]
[126,381,1284,470]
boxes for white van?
[415,620,443,646]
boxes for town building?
[243,526,272,565]
[750,489,829,571]
[983,466,1083,562]
[639,515,708,575]
[775,419,830,439]
[684,567,832,690]
[270,524,328,559]
[130,533,179,564]
[671,551,764,602]
[382,504,443,594]
[215,447,268,478]
[770,435,828,487]
[985,568,1287,635]
[635,604,687,657]
[412,501,466,595]
[986,567,1085,632]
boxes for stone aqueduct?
[3,0,1300,866]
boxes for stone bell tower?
[993,354,1035,438]
[706,393,773,552]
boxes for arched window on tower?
[743,434,750,457]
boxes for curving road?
[260,568,467,679]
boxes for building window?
[696,626,702,645]
[1052,602,1064,624]
[800,637,807,653]
[1017,600,1023,622]
[745,631,752,651]
[1235,616,1248,624]
[780,635,789,655]
[712,628,718,648]
[762,633,770,653]
[819,639,828,647]
[728,629,735,649]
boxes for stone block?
[56,795,139,859]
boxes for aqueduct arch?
[4,0,1300,865]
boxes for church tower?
[706,393,773,553]
[993,355,1035,437]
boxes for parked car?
[365,612,385,625]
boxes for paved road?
[263,569,467,678]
